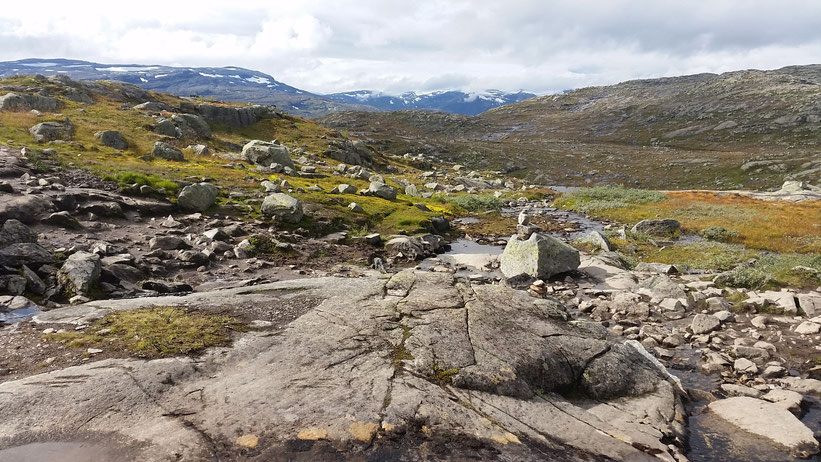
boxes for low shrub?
[449,194,502,213]
[700,226,740,242]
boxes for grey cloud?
[0,1,819,94]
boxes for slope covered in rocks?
[319,65,821,190]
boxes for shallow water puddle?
[0,441,125,462]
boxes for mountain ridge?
[318,64,821,190]
[0,58,535,117]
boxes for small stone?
[235,434,259,448]
[795,321,821,335]
[691,313,721,334]
[87,348,103,355]
[734,358,758,374]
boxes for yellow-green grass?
[46,307,244,358]
[558,189,821,254]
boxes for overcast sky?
[0,0,819,95]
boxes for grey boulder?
[94,130,128,149]
[153,119,179,137]
[241,140,294,168]
[177,182,219,212]
[261,193,303,223]
[500,233,580,279]
[0,219,38,246]
[152,142,184,161]
[690,313,721,334]
[30,120,73,142]
[57,251,101,296]
[631,219,681,237]
[172,114,212,139]
[368,181,397,200]
[0,243,54,268]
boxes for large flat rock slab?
[0,271,686,461]
[708,397,820,458]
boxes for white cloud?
[0,0,819,94]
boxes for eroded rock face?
[500,232,580,280]
[0,92,61,112]
[196,104,272,127]
[0,271,685,461]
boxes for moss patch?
[47,307,245,358]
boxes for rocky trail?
[2,137,821,462]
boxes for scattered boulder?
[636,274,687,302]
[384,235,443,260]
[500,233,580,280]
[0,243,54,268]
[631,219,681,237]
[149,236,191,251]
[188,144,210,156]
[261,193,303,223]
[57,251,101,297]
[152,142,184,161]
[94,130,128,149]
[798,293,821,317]
[153,119,179,137]
[29,119,73,142]
[260,180,281,193]
[367,182,397,200]
[336,184,358,194]
[690,314,721,334]
[0,219,38,246]
[133,101,171,112]
[241,140,294,168]
[177,182,219,212]
[325,139,373,165]
[172,113,212,139]
[348,202,363,213]
[578,231,613,251]
[0,195,55,224]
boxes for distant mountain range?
[0,58,535,118]
[324,90,535,115]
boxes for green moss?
[430,363,460,385]
[103,171,180,194]
[47,307,244,358]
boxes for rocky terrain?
[319,65,821,190]
[0,72,820,461]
